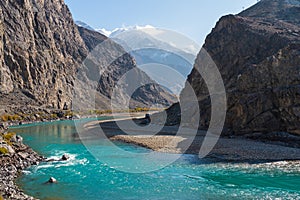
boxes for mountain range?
[76,22,200,95]
[0,0,176,114]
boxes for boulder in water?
[48,177,57,183]
[61,154,70,161]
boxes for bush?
[0,114,22,121]
[64,110,74,117]
[3,132,16,145]
[0,114,9,122]
[0,147,8,155]
[50,114,58,119]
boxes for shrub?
[0,114,9,122]
[50,114,58,119]
[3,132,16,145]
[64,110,74,117]
[0,147,8,155]
[12,114,21,121]
[0,114,22,121]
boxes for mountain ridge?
[0,0,176,114]
[163,0,300,136]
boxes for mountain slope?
[0,0,175,114]
[0,0,88,110]
[76,20,95,31]
[108,28,197,95]
[166,0,300,135]
[77,26,177,109]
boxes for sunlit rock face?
[168,0,300,135]
[0,0,176,111]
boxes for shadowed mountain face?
[107,28,198,95]
[167,0,300,135]
[77,27,177,109]
[0,0,175,112]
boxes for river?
[9,118,300,200]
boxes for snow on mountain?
[97,28,112,37]
[94,25,200,95]
[96,25,200,55]
[75,21,95,31]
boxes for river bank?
[6,116,300,200]
[0,112,149,199]
[90,119,300,162]
[3,113,300,199]
[0,128,44,200]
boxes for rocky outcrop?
[0,0,175,113]
[168,0,300,136]
[0,130,44,199]
[0,0,87,110]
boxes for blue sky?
[65,0,258,45]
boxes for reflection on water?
[10,118,112,154]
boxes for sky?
[64,0,258,45]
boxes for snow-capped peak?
[75,21,95,31]
[97,28,113,37]
[96,24,200,55]
[96,25,155,37]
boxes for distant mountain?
[131,48,191,95]
[76,21,95,31]
[99,25,200,55]
[96,25,200,95]
[77,26,177,109]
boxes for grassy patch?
[50,114,58,119]
[0,147,8,155]
[64,110,74,117]
[3,132,16,145]
[0,114,22,122]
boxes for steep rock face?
[0,0,87,109]
[172,0,300,135]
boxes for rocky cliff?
[168,0,300,135]
[0,0,87,110]
[0,0,175,113]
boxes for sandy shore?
[84,117,300,162]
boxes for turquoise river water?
[9,118,300,200]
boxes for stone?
[74,115,81,119]
[48,177,57,184]
[61,154,69,161]
[0,123,8,130]
[56,111,64,118]
[63,102,69,110]
[140,114,151,125]
[16,135,23,143]
[17,152,29,159]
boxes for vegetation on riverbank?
[0,126,44,199]
[0,107,163,124]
